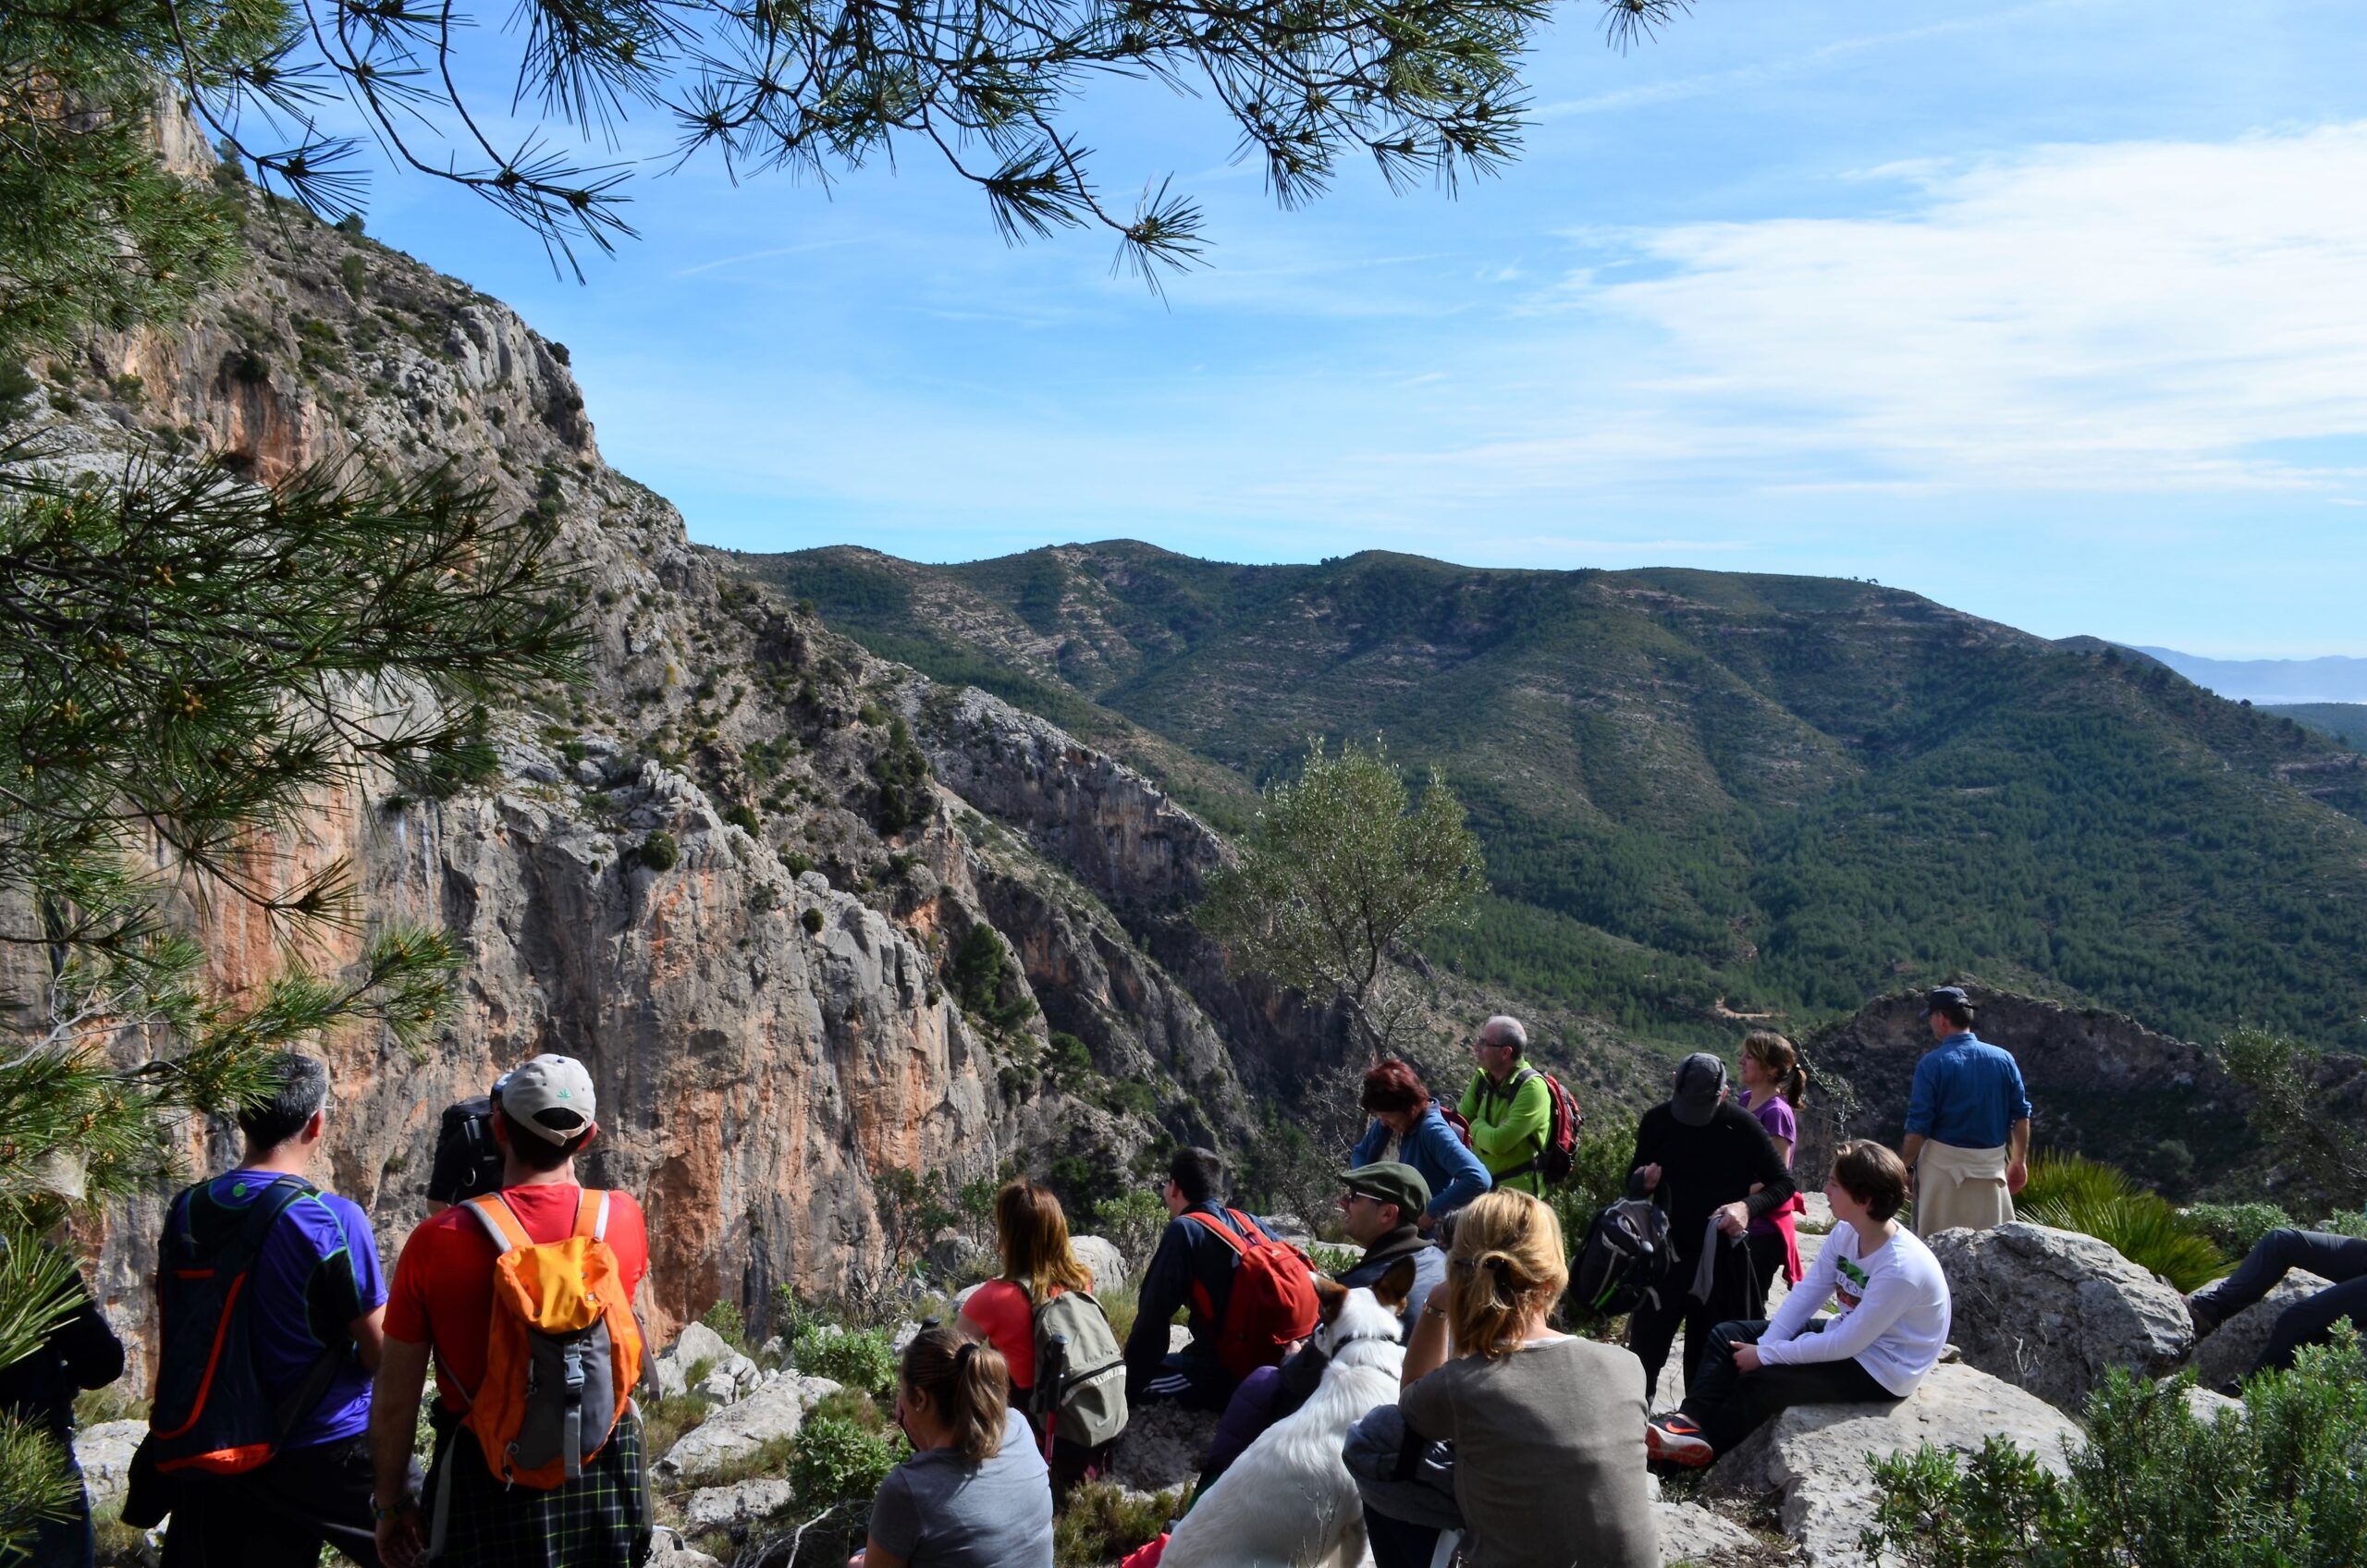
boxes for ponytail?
[1443,1191,1568,1361]
[1742,1032,1808,1110]
[901,1325,1008,1461]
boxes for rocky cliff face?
[18,180,1263,1357]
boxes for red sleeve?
[605,1192,649,1301]
[384,1214,462,1343]
[959,1280,1036,1388]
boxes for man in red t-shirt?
[367,1054,651,1568]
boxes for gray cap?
[1670,1052,1727,1128]
[502,1053,596,1145]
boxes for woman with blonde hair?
[1738,1031,1811,1300]
[851,1325,1053,1568]
[1396,1190,1655,1568]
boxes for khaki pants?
[1913,1139,2014,1239]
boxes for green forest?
[722,543,2367,1054]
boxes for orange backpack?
[458,1189,644,1488]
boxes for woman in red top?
[958,1180,1099,1483]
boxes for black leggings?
[1676,1319,1895,1456]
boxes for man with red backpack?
[368,1054,651,1568]
[1457,1016,1581,1199]
[1122,1147,1317,1412]
[146,1051,387,1568]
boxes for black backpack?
[1571,1195,1674,1318]
[146,1175,343,1476]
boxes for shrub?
[779,1409,905,1562]
[793,1324,898,1399]
[1088,1190,1169,1274]
[701,1299,747,1349]
[2182,1201,2295,1256]
[950,924,1036,1030]
[723,802,761,835]
[2016,1151,2228,1292]
[1861,1329,2367,1568]
[1055,1480,1184,1568]
[801,906,825,935]
[638,829,680,871]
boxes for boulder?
[2189,1270,2329,1390]
[72,1420,149,1508]
[1655,1500,1760,1564]
[668,1321,737,1373]
[1072,1234,1130,1293]
[685,1478,797,1532]
[1109,1403,1221,1493]
[1926,1222,2192,1415]
[656,1373,841,1483]
[695,1368,742,1404]
[1706,1361,2080,1568]
[647,1525,726,1568]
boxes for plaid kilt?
[424,1412,650,1568]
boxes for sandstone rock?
[1927,1221,2191,1415]
[656,1374,840,1483]
[1072,1234,1129,1293]
[685,1478,797,1532]
[1110,1403,1221,1493]
[1707,1362,2079,1568]
[2189,1270,2329,1390]
[1655,1500,1760,1565]
[72,1420,149,1508]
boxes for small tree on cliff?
[1196,737,1485,1060]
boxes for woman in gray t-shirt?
[854,1325,1054,1568]
[1398,1191,1655,1568]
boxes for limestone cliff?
[18,184,1256,1354]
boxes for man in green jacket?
[1458,1015,1551,1197]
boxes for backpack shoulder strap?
[1181,1209,1248,1257]
[572,1188,613,1242]
[463,1193,536,1256]
[1224,1207,1270,1244]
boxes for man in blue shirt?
[1900,986,2031,1239]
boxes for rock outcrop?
[1927,1221,2193,1415]
[655,1373,842,1484]
[1706,1362,2081,1567]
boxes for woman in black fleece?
[1625,1054,1796,1403]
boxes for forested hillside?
[2271,703,2367,750]
[720,543,2367,1055]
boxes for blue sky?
[351,0,2367,656]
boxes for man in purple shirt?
[160,1053,388,1568]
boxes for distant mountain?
[2126,646,2367,704]
[2269,703,2367,750]
[718,543,2367,1055]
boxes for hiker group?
[17,985,2367,1568]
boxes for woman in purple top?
[1737,1032,1809,1305]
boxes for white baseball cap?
[501,1053,597,1144]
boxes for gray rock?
[1109,1403,1221,1494]
[657,1355,689,1400]
[926,1234,987,1280]
[1707,1361,2080,1568]
[685,1478,797,1532]
[1072,1234,1129,1293]
[646,1525,726,1568]
[670,1323,735,1367]
[2189,1271,2329,1390]
[72,1420,149,1508]
[2182,1385,2244,1424]
[694,1368,742,1404]
[1927,1221,2192,1415]
[656,1374,841,1483]
[1656,1500,1760,1565]
[759,1336,786,1363]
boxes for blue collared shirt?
[1905,1033,2032,1150]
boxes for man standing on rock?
[1899,987,2030,1239]
[1458,1016,1551,1198]
[369,1055,651,1568]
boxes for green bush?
[802,906,825,935]
[1055,1479,1183,1567]
[776,1411,904,1563]
[700,1298,747,1349]
[638,829,680,871]
[1862,1330,2367,1568]
[1088,1190,1169,1275]
[2182,1201,2295,1256]
[2015,1151,2228,1292]
[793,1323,899,1399]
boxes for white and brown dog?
[1160,1258,1418,1568]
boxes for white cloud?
[1511,122,2367,495]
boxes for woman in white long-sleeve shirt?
[1645,1140,1949,1465]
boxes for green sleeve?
[1468,1073,1551,1172]
[1457,1073,1482,1123]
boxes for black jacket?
[1626,1102,1797,1258]
[1123,1204,1258,1393]
[0,1268,124,1452]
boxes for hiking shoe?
[1647,1414,1716,1468]
[2186,1291,2225,1342]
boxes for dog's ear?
[1370,1256,1420,1311]
[1313,1275,1349,1324]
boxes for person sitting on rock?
[1351,1060,1491,1229]
[1647,1141,1950,1467]
[1122,1147,1255,1411]
[2186,1225,2367,1389]
[1397,1190,1656,1568]
[1195,1162,1446,1494]
[956,1179,1114,1488]
[850,1326,1054,1568]
[1625,1053,1797,1403]
[1900,986,2030,1239]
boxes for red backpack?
[1439,1107,1475,1148]
[1476,1067,1585,1184]
[1183,1208,1319,1380]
